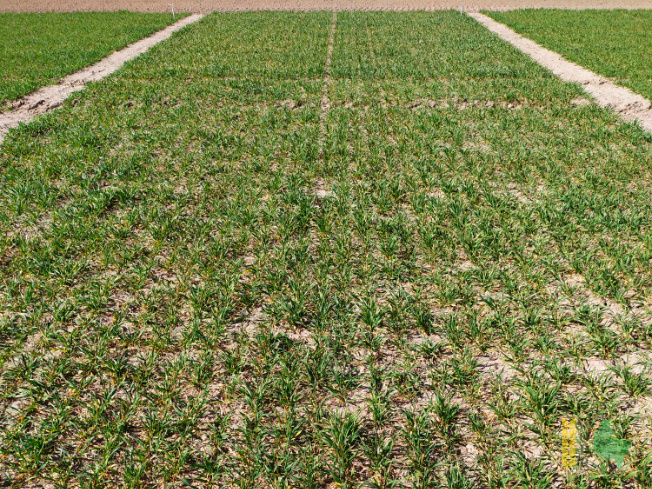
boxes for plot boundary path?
[470,12,652,135]
[0,13,204,145]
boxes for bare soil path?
[0,14,204,144]
[470,12,652,134]
[1,0,651,13]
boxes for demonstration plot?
[1,11,651,488]
[486,9,652,103]
[0,11,183,108]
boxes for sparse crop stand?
[0,10,651,488]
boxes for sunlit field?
[1,11,651,488]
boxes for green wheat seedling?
[487,9,652,102]
[0,9,651,488]
[0,12,183,108]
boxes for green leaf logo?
[593,420,631,469]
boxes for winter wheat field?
[1,4,652,489]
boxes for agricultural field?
[486,9,652,103]
[1,9,652,488]
[0,11,182,109]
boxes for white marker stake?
[170,4,175,18]
[461,3,463,14]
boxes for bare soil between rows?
[1,0,651,13]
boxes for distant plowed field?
[1,0,652,12]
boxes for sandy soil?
[1,0,651,13]
[471,12,652,133]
